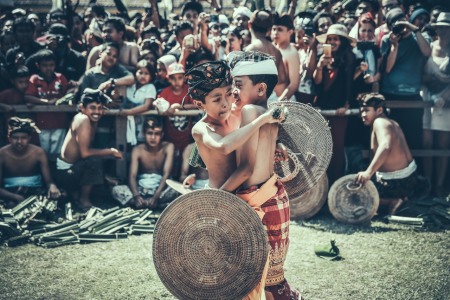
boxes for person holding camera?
[380,8,431,150]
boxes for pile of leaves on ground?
[0,196,159,248]
[386,194,450,230]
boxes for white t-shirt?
[126,83,157,105]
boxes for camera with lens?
[220,36,227,48]
[392,24,405,35]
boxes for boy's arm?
[120,98,154,116]
[153,143,175,200]
[355,120,392,184]
[37,148,61,199]
[24,94,57,105]
[0,155,25,203]
[220,108,260,192]
[179,144,193,182]
[76,117,123,159]
[193,108,278,155]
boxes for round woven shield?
[270,101,333,199]
[290,174,329,220]
[328,174,380,224]
[152,189,268,300]
[166,179,193,195]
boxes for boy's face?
[360,106,382,126]
[9,132,31,153]
[100,46,119,69]
[271,25,292,44]
[233,76,260,106]
[102,23,123,42]
[81,102,105,123]
[13,76,30,93]
[176,28,193,45]
[38,59,56,79]
[157,62,167,80]
[144,127,163,147]
[168,73,185,91]
[359,22,375,41]
[136,67,151,86]
[195,85,234,121]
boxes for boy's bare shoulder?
[161,141,174,151]
[192,119,209,137]
[241,104,264,119]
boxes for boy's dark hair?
[136,59,156,82]
[11,65,30,78]
[80,88,112,106]
[12,17,35,33]
[174,21,194,38]
[101,41,121,54]
[141,25,161,40]
[274,14,294,30]
[357,92,387,113]
[229,51,278,97]
[312,12,335,34]
[143,116,164,132]
[105,16,126,34]
[91,4,108,19]
[33,49,57,65]
[181,1,203,17]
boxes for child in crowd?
[25,49,70,160]
[119,59,157,144]
[113,117,176,209]
[154,54,176,94]
[0,66,30,109]
[56,89,123,210]
[158,62,197,178]
[0,117,61,208]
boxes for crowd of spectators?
[0,0,449,209]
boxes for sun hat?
[316,23,357,47]
[153,189,269,299]
[233,6,252,20]
[157,54,177,70]
[431,12,450,28]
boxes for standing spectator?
[5,17,44,70]
[87,17,139,72]
[71,13,87,54]
[379,8,431,150]
[233,6,252,30]
[25,50,70,160]
[409,8,432,43]
[180,1,203,34]
[167,21,194,60]
[375,0,403,46]
[422,12,450,196]
[314,24,356,184]
[272,14,300,101]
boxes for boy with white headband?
[224,51,300,300]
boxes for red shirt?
[25,73,70,130]
[158,84,194,152]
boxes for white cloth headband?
[231,59,278,77]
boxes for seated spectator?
[0,117,61,208]
[180,142,209,190]
[355,93,418,215]
[120,117,175,209]
[158,63,197,178]
[380,8,431,150]
[119,60,157,144]
[55,89,123,210]
[87,17,139,72]
[25,49,70,160]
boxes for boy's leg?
[79,185,94,209]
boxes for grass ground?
[1,214,449,300]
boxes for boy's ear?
[193,100,204,109]
[258,83,267,96]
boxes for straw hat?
[316,24,357,47]
[270,101,333,199]
[328,174,380,224]
[153,189,268,299]
[431,12,450,28]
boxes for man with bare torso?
[0,117,61,208]
[355,93,418,215]
[246,10,289,101]
[56,89,123,210]
[86,17,139,72]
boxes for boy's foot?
[76,200,93,212]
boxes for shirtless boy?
[355,93,418,215]
[0,117,61,208]
[128,117,175,209]
[56,89,123,210]
[185,60,283,190]
[87,17,139,72]
[226,51,300,300]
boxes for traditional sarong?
[4,175,43,188]
[374,160,418,199]
[55,157,103,190]
[236,174,299,300]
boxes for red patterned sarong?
[236,175,300,300]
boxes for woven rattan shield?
[328,174,380,224]
[152,189,269,300]
[270,101,333,199]
[290,174,329,220]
